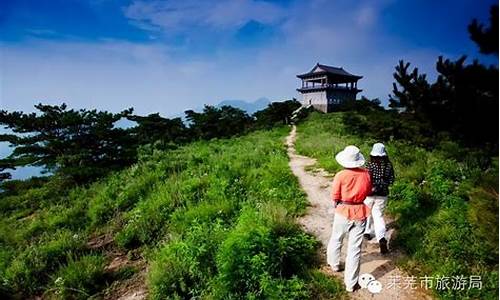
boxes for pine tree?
[127,113,188,145]
[389,5,498,147]
[0,104,136,183]
[468,5,498,55]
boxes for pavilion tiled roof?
[297,63,362,79]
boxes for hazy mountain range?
[216,97,270,114]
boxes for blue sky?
[0,0,498,117]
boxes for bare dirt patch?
[87,234,148,300]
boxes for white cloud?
[1,40,211,115]
[356,5,377,27]
[124,0,286,32]
[205,0,285,28]
[1,0,448,117]
[0,39,299,116]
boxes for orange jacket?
[331,168,372,220]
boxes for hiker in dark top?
[363,143,395,254]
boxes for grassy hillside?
[0,126,345,299]
[296,112,499,300]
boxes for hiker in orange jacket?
[327,145,372,292]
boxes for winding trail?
[286,125,431,300]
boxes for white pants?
[363,196,387,241]
[327,212,366,290]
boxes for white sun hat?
[370,143,387,157]
[335,145,365,168]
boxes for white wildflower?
[54,277,64,286]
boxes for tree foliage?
[389,5,498,148]
[0,158,13,182]
[253,99,302,128]
[468,5,498,55]
[389,56,498,147]
[185,105,253,140]
[0,100,304,184]
[338,96,384,113]
[127,113,188,145]
[0,104,136,183]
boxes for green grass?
[48,254,106,299]
[295,112,499,300]
[0,125,345,299]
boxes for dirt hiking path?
[286,125,431,300]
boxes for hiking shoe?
[346,283,361,292]
[379,238,388,254]
[331,264,344,272]
[363,233,373,241]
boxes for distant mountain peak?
[216,98,270,114]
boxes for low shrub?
[3,230,85,296]
[48,254,105,299]
[306,270,346,300]
[214,208,317,299]
[87,166,162,226]
[148,221,228,299]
